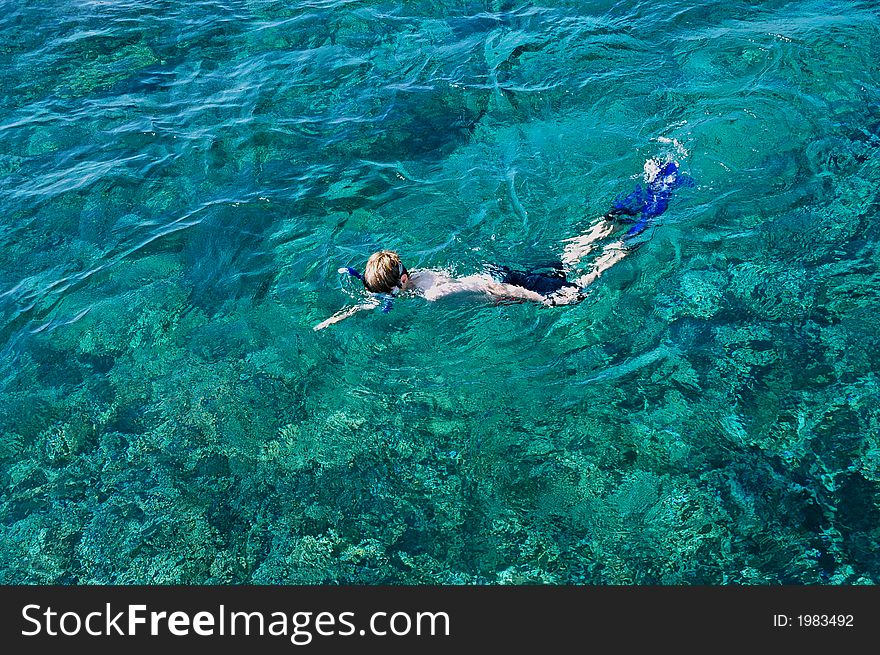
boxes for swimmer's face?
[397,268,411,291]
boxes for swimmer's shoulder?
[408,269,441,301]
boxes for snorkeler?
[314,158,689,331]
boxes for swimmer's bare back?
[409,270,545,303]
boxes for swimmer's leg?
[572,240,630,288]
[561,218,616,268]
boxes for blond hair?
[363,250,404,293]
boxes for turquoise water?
[1,0,879,584]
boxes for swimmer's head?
[363,250,409,294]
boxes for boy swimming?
[314,159,688,331]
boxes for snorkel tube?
[339,266,363,281]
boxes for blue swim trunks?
[490,263,579,297]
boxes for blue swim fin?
[611,161,692,241]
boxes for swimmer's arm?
[313,301,377,331]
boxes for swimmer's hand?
[313,301,378,331]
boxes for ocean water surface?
[1,0,879,584]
